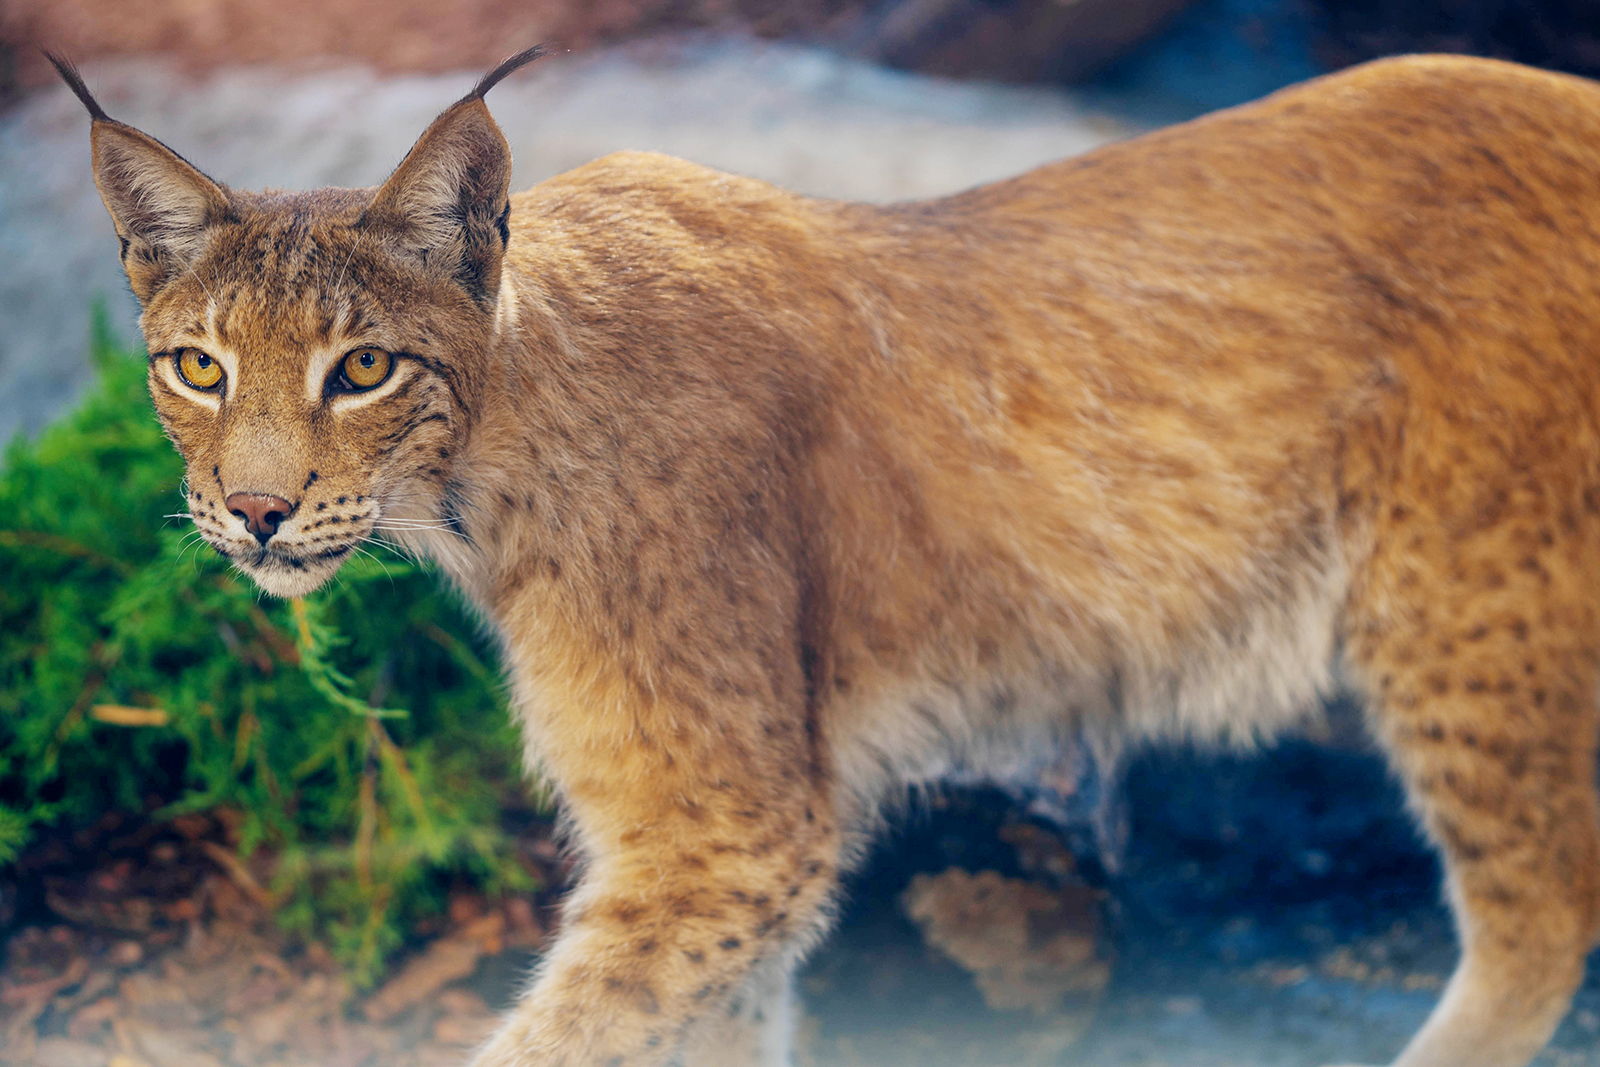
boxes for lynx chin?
[53,45,1600,1067]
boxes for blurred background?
[6,3,1600,1066]
[12,0,1600,442]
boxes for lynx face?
[142,195,492,597]
[56,55,517,597]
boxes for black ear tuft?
[49,51,233,304]
[366,102,513,304]
[363,46,545,303]
[44,51,112,122]
[466,44,549,103]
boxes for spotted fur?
[55,48,1600,1067]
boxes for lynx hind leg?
[1347,499,1600,1067]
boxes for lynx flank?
[52,47,1600,1067]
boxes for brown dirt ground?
[0,811,562,1067]
[0,811,1108,1067]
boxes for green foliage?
[0,309,536,985]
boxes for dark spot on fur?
[719,937,741,951]
[1434,815,1486,862]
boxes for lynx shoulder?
[54,48,1600,1067]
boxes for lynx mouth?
[210,539,357,598]
[253,544,354,567]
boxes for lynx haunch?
[53,47,1600,1067]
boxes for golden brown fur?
[54,48,1600,1067]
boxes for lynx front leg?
[471,768,837,1067]
[674,953,798,1066]
[1348,517,1600,1067]
[470,619,839,1067]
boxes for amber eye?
[335,347,393,392]
[174,348,222,390]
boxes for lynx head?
[50,48,543,596]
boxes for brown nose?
[226,493,293,545]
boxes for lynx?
[51,45,1600,1067]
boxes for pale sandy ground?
[0,34,1129,441]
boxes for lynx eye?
[174,348,223,391]
[332,347,394,393]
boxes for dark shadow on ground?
[800,724,1600,1066]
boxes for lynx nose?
[226,493,293,545]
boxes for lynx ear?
[365,46,544,304]
[47,53,232,304]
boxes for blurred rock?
[2,0,1199,92]
[0,0,857,86]
[362,914,502,1023]
[903,868,1109,1017]
[32,1037,106,1067]
[857,0,1198,83]
[1310,0,1600,81]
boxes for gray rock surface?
[0,35,1127,440]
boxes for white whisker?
[186,263,216,305]
[333,228,366,294]
[368,533,425,564]
[177,533,209,568]
[371,520,469,540]
[349,540,397,587]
